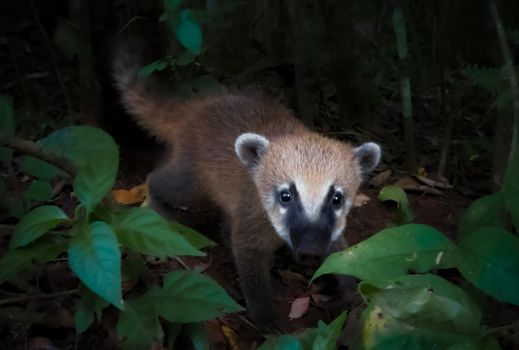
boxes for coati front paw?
[248,304,281,334]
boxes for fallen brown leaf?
[112,183,147,205]
[221,324,239,350]
[288,296,310,320]
[393,176,444,195]
[370,168,392,186]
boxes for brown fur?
[114,45,379,330]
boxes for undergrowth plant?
[309,162,519,349]
[0,94,243,349]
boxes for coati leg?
[231,220,280,331]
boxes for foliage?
[377,185,414,225]
[258,312,347,350]
[315,176,519,348]
[0,100,243,349]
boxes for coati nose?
[291,229,331,257]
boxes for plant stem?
[29,0,73,121]
[392,5,418,174]
[0,289,78,307]
[489,0,519,188]
[483,322,519,336]
[0,134,76,177]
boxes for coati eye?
[332,192,343,207]
[279,190,292,204]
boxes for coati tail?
[113,39,176,142]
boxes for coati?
[114,42,381,330]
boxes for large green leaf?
[24,180,53,201]
[457,226,519,305]
[170,221,216,250]
[19,156,63,180]
[74,284,109,333]
[378,185,414,225]
[113,207,204,257]
[458,193,508,240]
[0,94,14,163]
[175,9,203,55]
[360,274,483,349]
[10,205,69,249]
[258,312,347,350]
[504,149,519,231]
[146,270,243,323]
[116,298,164,350]
[0,236,68,285]
[68,221,123,309]
[39,126,119,212]
[313,224,457,282]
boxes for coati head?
[235,132,381,256]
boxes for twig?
[29,0,72,121]
[0,289,78,307]
[0,134,76,177]
[489,0,519,187]
[0,306,74,328]
[483,322,519,336]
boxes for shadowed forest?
[0,0,518,349]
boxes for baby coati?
[114,42,381,330]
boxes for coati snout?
[114,42,381,331]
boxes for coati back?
[114,42,381,330]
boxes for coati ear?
[353,142,381,174]
[235,133,270,169]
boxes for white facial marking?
[295,178,332,221]
[331,224,345,241]
[270,219,292,248]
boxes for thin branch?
[489,0,519,187]
[0,289,78,307]
[29,0,73,120]
[0,306,74,328]
[0,134,76,177]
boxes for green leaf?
[170,221,216,250]
[10,205,69,249]
[504,149,519,231]
[113,207,204,257]
[0,236,68,285]
[175,50,196,66]
[313,311,348,350]
[116,298,164,350]
[40,126,119,212]
[68,221,123,309]
[7,197,25,219]
[313,224,457,282]
[459,193,508,240]
[24,180,53,201]
[186,322,210,350]
[138,58,169,81]
[121,253,147,282]
[378,185,414,225]
[75,284,109,333]
[457,226,519,305]
[53,18,89,61]
[258,312,347,350]
[360,274,482,349]
[0,94,14,163]
[19,156,63,180]
[175,9,203,55]
[147,270,244,322]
